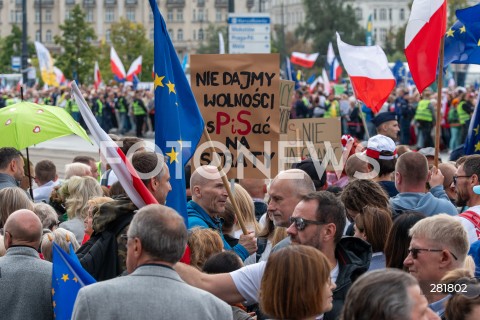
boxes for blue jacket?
[187,200,249,261]
[390,185,458,216]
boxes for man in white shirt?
[454,155,480,244]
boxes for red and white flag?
[290,52,319,68]
[71,81,158,209]
[322,69,331,95]
[336,33,395,113]
[126,55,142,81]
[53,67,66,86]
[110,47,126,81]
[94,61,102,90]
[405,0,446,93]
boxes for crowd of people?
[1,81,480,319]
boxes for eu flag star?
[52,288,55,296]
[73,277,78,283]
[460,25,466,33]
[61,274,69,282]
[446,29,455,37]
[166,81,176,94]
[53,301,56,308]
[474,125,480,135]
[154,74,165,89]
[166,147,179,163]
[475,141,480,152]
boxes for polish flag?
[126,55,142,81]
[94,61,102,90]
[336,33,395,113]
[53,67,66,86]
[71,81,158,209]
[110,47,126,81]
[404,0,446,93]
[290,52,319,68]
[330,57,343,83]
[322,69,331,95]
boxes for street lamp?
[22,0,28,85]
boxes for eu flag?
[149,0,204,223]
[464,97,480,155]
[444,3,480,68]
[52,243,96,320]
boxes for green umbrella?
[0,101,92,150]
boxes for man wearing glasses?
[175,191,371,320]
[453,155,480,244]
[404,214,469,318]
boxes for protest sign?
[283,118,343,170]
[191,54,280,179]
[279,80,294,134]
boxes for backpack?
[76,212,133,281]
[459,210,480,240]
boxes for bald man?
[0,209,53,320]
[188,166,257,261]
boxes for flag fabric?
[34,41,58,87]
[464,97,480,155]
[149,0,204,221]
[444,3,480,68]
[52,242,96,320]
[327,42,335,65]
[110,46,127,82]
[290,52,319,68]
[366,14,373,46]
[94,61,102,90]
[391,60,406,85]
[330,57,343,83]
[309,76,322,93]
[218,32,225,54]
[126,55,143,81]
[322,69,331,95]
[404,0,447,93]
[71,81,158,208]
[53,67,66,86]
[285,57,293,81]
[337,32,395,113]
[181,54,188,72]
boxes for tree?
[0,25,35,74]
[110,18,153,80]
[197,24,228,54]
[54,4,97,84]
[295,0,365,68]
[448,0,468,27]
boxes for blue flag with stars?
[52,242,96,320]
[149,0,204,223]
[444,3,480,69]
[464,97,480,155]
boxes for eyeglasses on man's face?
[408,247,458,260]
[289,217,325,231]
[453,175,471,185]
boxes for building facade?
[0,0,253,56]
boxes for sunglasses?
[289,217,325,231]
[453,175,471,185]
[408,247,458,260]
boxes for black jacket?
[325,236,372,320]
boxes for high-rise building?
[0,0,254,55]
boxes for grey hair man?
[0,209,53,320]
[404,214,469,317]
[0,147,25,191]
[73,204,233,320]
[341,269,439,320]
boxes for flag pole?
[203,127,248,235]
[357,101,370,140]
[434,26,446,167]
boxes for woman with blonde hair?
[260,245,335,320]
[59,176,103,244]
[221,183,261,247]
[0,187,34,229]
[40,228,80,262]
[187,227,224,270]
[83,197,114,244]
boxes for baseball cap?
[418,147,435,158]
[365,135,397,160]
